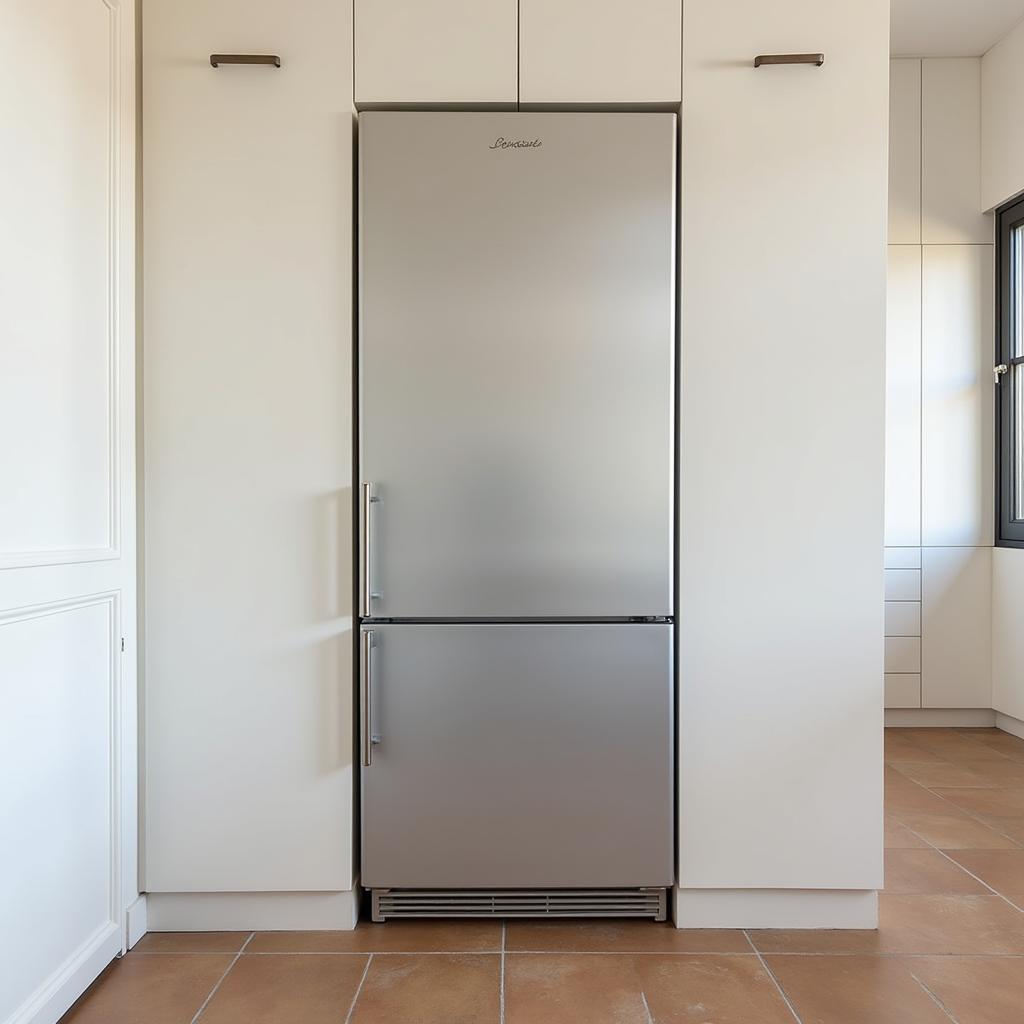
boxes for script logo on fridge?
[489,137,542,150]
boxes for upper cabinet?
[888,60,920,244]
[921,59,992,244]
[519,0,681,104]
[355,0,517,106]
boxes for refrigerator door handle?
[361,629,376,767]
[361,482,381,616]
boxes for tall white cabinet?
[885,57,994,711]
[143,0,357,927]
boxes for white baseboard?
[146,890,361,932]
[673,889,878,929]
[885,708,996,727]
[125,895,148,950]
[996,711,1024,740]
[7,922,120,1024]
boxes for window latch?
[995,364,1009,385]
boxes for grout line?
[499,921,506,1024]
[907,968,962,1022]
[125,948,1024,958]
[743,931,803,1024]
[640,990,654,1024]
[190,932,253,1024]
[343,953,372,1024]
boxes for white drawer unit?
[884,568,922,601]
[885,636,922,674]
[885,601,922,636]
[885,674,922,708]
[884,547,922,569]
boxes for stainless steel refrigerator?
[358,111,676,921]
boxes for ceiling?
[891,0,1024,56]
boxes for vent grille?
[371,888,667,922]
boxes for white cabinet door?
[143,0,355,893]
[921,245,994,546]
[922,547,992,708]
[355,0,516,105]
[678,0,887,893]
[519,0,681,104]
[921,59,993,244]
[886,246,922,546]
[0,0,138,1019]
[889,60,920,244]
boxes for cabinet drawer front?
[885,636,921,673]
[886,674,922,708]
[885,569,922,601]
[885,601,921,636]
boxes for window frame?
[996,195,1024,547]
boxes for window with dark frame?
[997,195,1024,546]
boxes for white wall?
[981,17,1024,212]
[885,58,994,712]
[993,549,1024,722]
[985,20,1024,730]
[0,0,139,1018]
[142,0,357,924]
[677,0,887,926]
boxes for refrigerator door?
[360,623,674,888]
[359,112,675,619]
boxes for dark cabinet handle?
[210,54,281,68]
[754,53,824,68]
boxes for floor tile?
[907,955,1024,1024]
[885,816,929,848]
[504,954,794,1024]
[893,761,994,789]
[932,787,1024,821]
[348,954,499,1024]
[247,921,502,953]
[505,919,749,953]
[131,931,251,954]
[993,817,1024,844]
[765,954,950,1024]
[890,809,1019,849]
[898,730,1011,763]
[61,954,233,1024]
[751,895,1024,954]
[955,729,1024,763]
[201,954,368,1024]
[884,771,953,816]
[884,732,945,764]
[945,759,1024,787]
[884,849,988,894]
[944,850,1024,897]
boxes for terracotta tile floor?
[61,727,1024,1023]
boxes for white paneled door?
[0,2,138,1023]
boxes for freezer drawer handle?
[361,630,380,767]
[361,482,381,615]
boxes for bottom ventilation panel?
[371,887,668,922]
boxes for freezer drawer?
[358,112,675,618]
[360,623,674,889]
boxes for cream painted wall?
[985,19,1024,730]
[993,549,1024,722]
[677,0,886,923]
[981,17,1024,212]
[142,0,357,919]
[1,0,139,1017]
